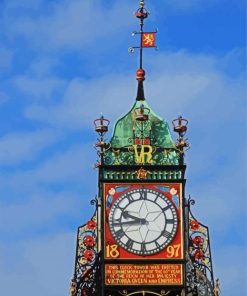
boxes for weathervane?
[129,0,157,101]
[129,0,157,64]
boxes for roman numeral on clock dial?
[155,241,160,248]
[141,243,146,253]
[163,230,172,238]
[126,193,134,202]
[114,228,124,237]
[140,191,148,200]
[126,239,134,250]
[162,205,171,212]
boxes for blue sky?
[0,0,246,295]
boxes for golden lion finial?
[213,278,221,296]
[70,279,77,296]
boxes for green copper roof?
[110,100,175,149]
[104,99,179,166]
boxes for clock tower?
[70,1,217,296]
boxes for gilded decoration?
[213,279,221,296]
[136,167,148,179]
[69,279,77,296]
[118,290,170,296]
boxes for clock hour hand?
[122,211,147,224]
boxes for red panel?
[142,33,156,47]
[105,264,183,286]
[104,183,184,260]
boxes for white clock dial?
[108,187,178,255]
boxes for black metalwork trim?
[76,251,102,296]
[186,196,215,296]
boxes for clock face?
[108,187,178,256]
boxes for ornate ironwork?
[128,0,157,57]
[185,252,197,295]
[71,197,101,296]
[187,198,215,296]
[75,252,102,296]
[213,279,221,296]
[172,115,190,165]
[94,114,111,167]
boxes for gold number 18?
[106,244,120,258]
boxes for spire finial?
[129,1,157,101]
[135,0,148,101]
[135,0,149,70]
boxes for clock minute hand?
[113,220,143,226]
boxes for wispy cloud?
[28,57,59,77]
[0,91,9,104]
[214,245,247,295]
[0,129,62,165]
[24,75,135,130]
[0,232,75,296]
[23,50,245,132]
[3,0,43,10]
[0,193,81,239]
[4,0,135,52]
[159,0,224,12]
[0,143,95,196]
[13,76,67,101]
[0,45,13,73]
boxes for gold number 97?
[167,244,181,258]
